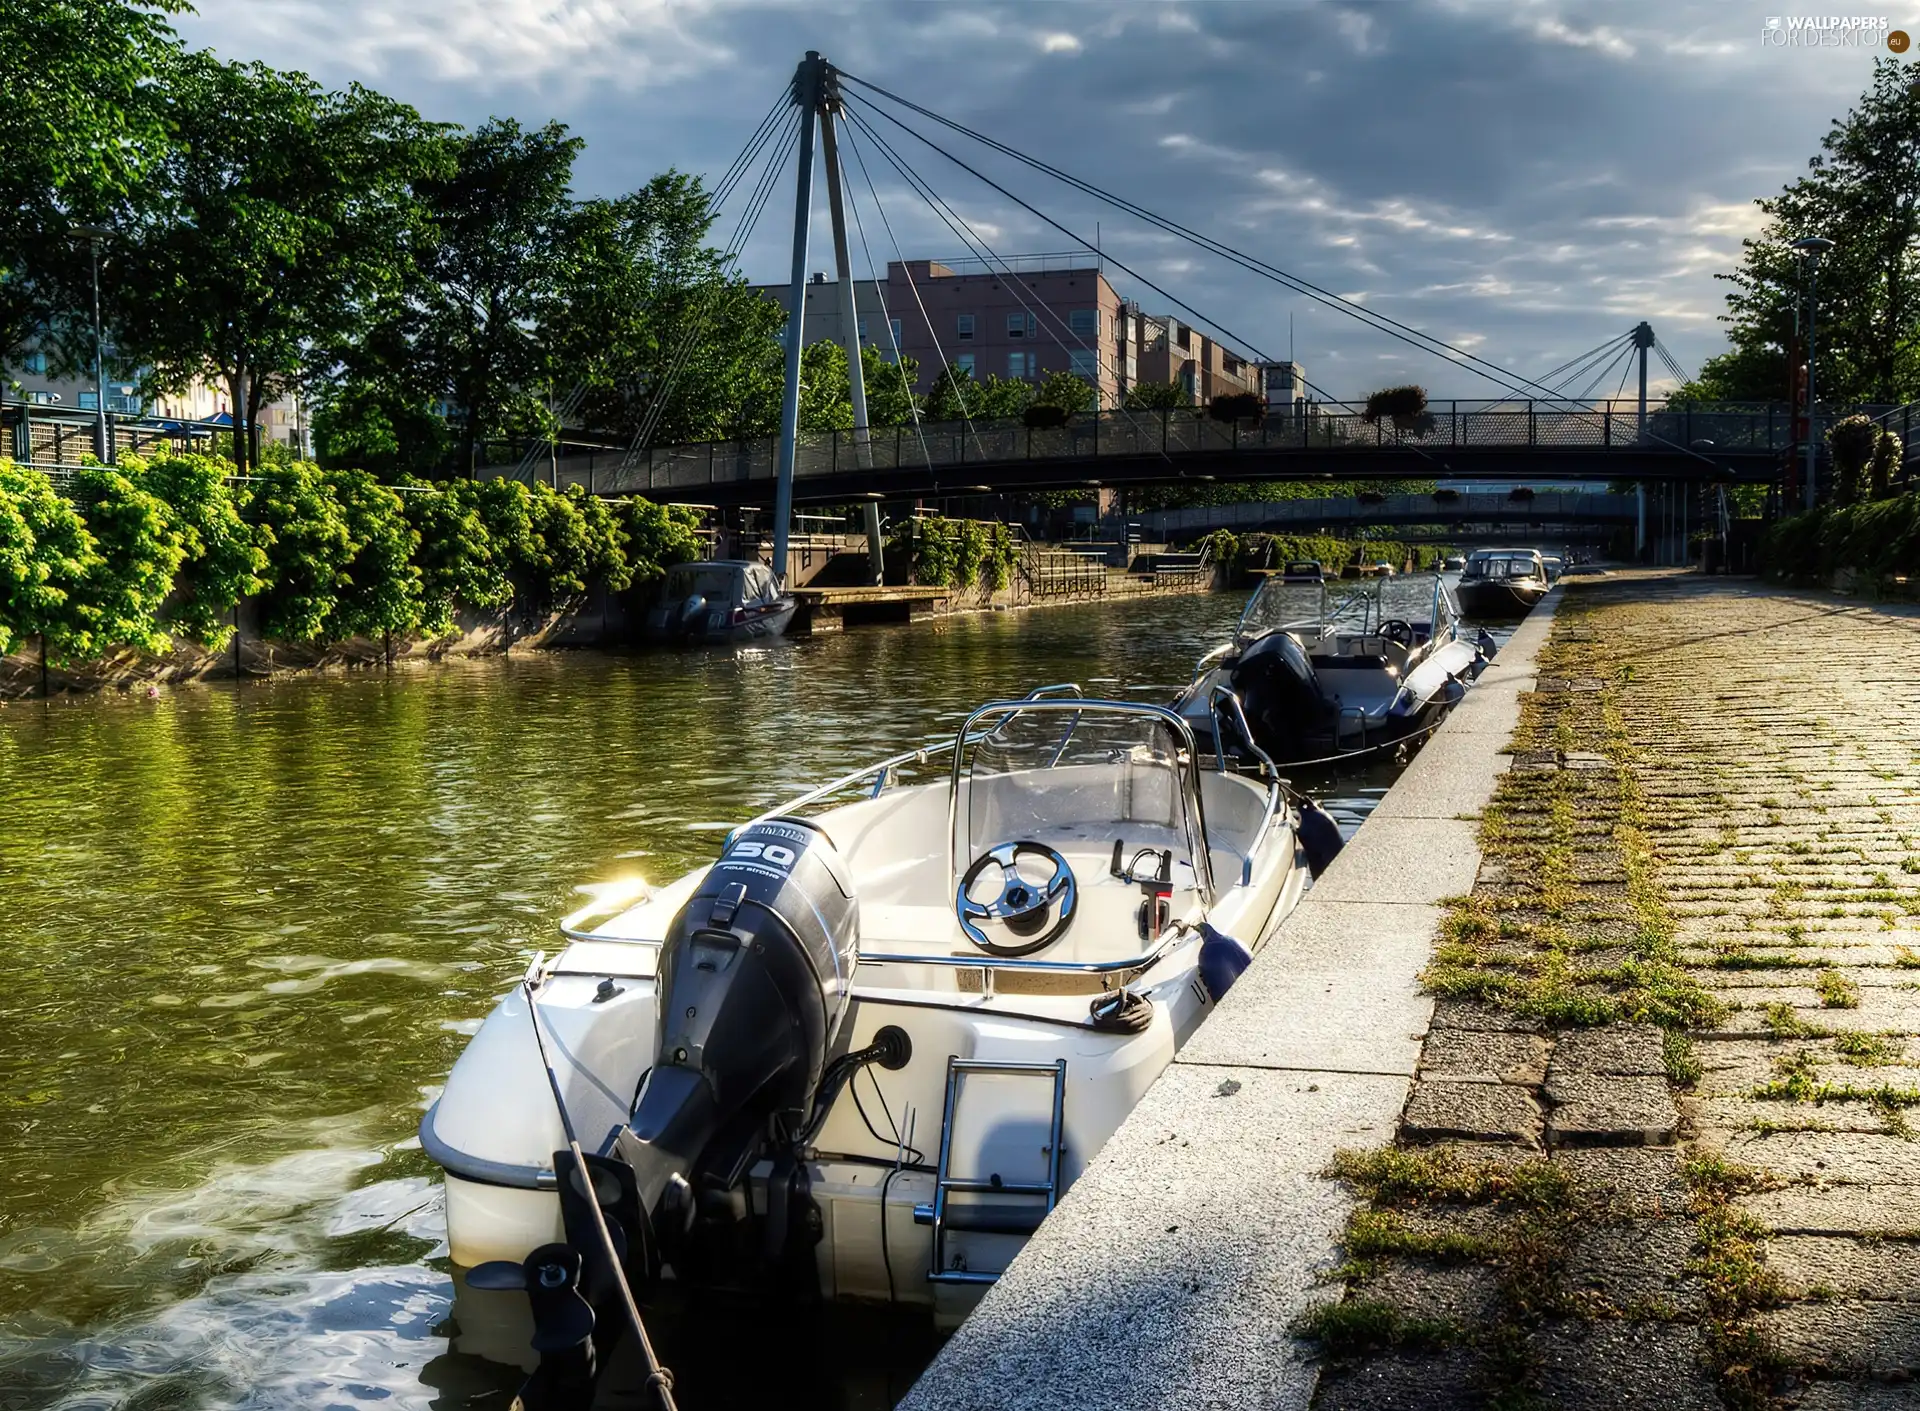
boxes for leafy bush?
[619,498,705,584]
[324,469,423,640]
[981,523,1020,592]
[894,515,1013,590]
[132,453,269,650]
[1205,529,1240,565]
[567,484,632,593]
[247,461,355,644]
[1763,495,1920,589]
[523,481,595,602]
[0,462,105,660]
[65,466,188,656]
[1870,428,1903,501]
[402,480,510,636]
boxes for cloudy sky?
[174,0,1915,399]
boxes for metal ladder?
[913,1057,1068,1286]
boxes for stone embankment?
[901,571,1920,1410]
[1308,573,1920,1408]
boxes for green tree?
[111,53,440,473]
[1703,58,1920,406]
[65,465,186,655]
[415,118,581,473]
[0,0,182,369]
[1124,380,1187,411]
[401,480,509,634]
[327,469,423,640]
[921,367,1034,423]
[1032,370,1096,414]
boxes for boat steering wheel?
[956,841,1078,957]
[1378,618,1415,646]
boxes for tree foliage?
[0,462,102,659]
[133,452,269,649]
[110,53,441,473]
[1694,59,1920,406]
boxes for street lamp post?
[1789,235,1834,510]
[70,223,112,464]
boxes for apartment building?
[752,255,1265,412]
[5,343,311,454]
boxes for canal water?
[0,590,1449,1410]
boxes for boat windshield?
[1468,556,1543,581]
[952,701,1211,902]
[665,563,742,601]
[1238,574,1458,642]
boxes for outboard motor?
[676,593,709,638]
[1232,633,1329,762]
[619,817,859,1254]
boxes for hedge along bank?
[886,516,1021,593]
[0,454,706,690]
[1204,529,1453,585]
[1761,417,1916,593]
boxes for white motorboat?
[1455,549,1551,617]
[1173,573,1493,768]
[420,688,1331,1400]
[644,559,796,644]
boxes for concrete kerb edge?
[896,592,1563,1410]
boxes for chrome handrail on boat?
[946,697,1217,905]
[1207,683,1286,885]
[857,919,1190,980]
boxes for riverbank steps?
[896,587,1559,1410]
[1300,571,1920,1410]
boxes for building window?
[29,390,60,405]
[956,313,975,340]
[890,317,902,346]
[108,393,142,415]
[23,351,48,375]
[1007,311,1035,339]
[955,353,975,378]
[1069,349,1099,380]
[857,319,869,341]
[77,390,99,410]
[1069,308,1096,338]
[1009,350,1035,379]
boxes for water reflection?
[0,589,1508,1409]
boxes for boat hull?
[644,598,797,644]
[1455,580,1547,617]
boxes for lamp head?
[69,223,111,243]
[1789,236,1835,257]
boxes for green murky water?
[11,592,1411,1408]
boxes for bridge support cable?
[838,76,1587,404]
[837,115,988,461]
[1535,332,1634,399]
[623,99,803,462]
[1568,342,1636,404]
[834,114,938,486]
[838,105,1169,463]
[1652,337,1694,389]
[818,105,887,582]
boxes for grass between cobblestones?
[1300,578,1920,1408]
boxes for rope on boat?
[523,976,682,1411]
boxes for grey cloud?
[175,0,1917,398]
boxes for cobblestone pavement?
[1304,575,1920,1409]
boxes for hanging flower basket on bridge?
[1433,488,1460,503]
[1207,392,1264,425]
[1509,486,1536,501]
[1362,384,1434,435]
[1356,489,1386,505]
[1023,403,1071,429]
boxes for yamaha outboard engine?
[622,817,859,1261]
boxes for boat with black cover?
[1454,549,1551,617]
[1172,573,1493,768]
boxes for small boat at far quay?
[1454,549,1552,618]
[644,559,796,644]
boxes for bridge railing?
[484,401,1798,495]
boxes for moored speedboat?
[645,559,796,644]
[1454,549,1551,617]
[1172,574,1493,768]
[420,688,1329,1401]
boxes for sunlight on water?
[0,590,1506,1408]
